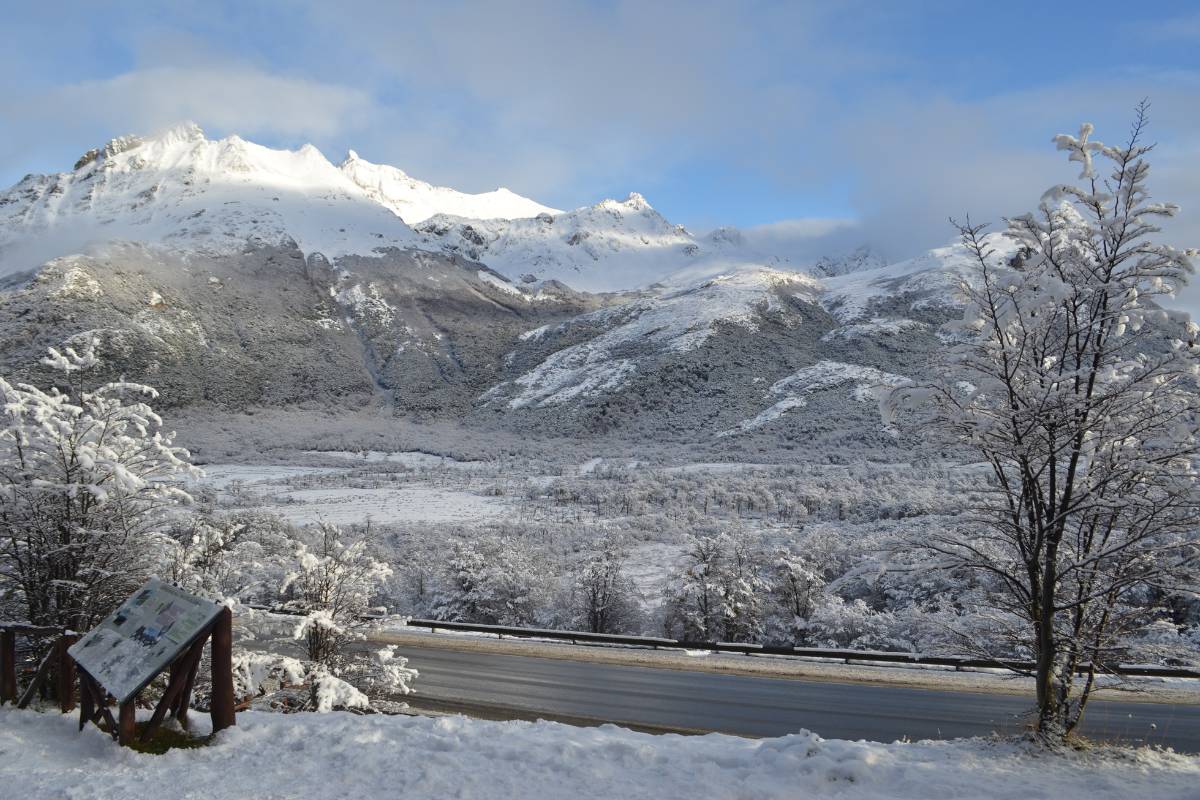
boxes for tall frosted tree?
[890,104,1200,740]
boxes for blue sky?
[2,0,1198,266]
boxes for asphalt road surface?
[397,644,1200,752]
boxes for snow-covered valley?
[1,110,1198,798]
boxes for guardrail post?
[0,630,15,704]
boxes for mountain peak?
[152,120,207,146]
[624,191,650,210]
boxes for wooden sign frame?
[75,607,235,746]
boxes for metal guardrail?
[401,618,1200,679]
[240,605,1200,679]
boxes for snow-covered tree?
[569,534,641,634]
[802,596,901,651]
[663,531,769,642]
[240,522,419,711]
[0,338,196,629]
[430,536,548,626]
[721,531,770,642]
[889,105,1200,740]
[165,510,295,604]
[663,534,725,640]
[281,522,392,666]
[765,548,825,640]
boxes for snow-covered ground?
[300,450,488,470]
[2,708,1196,799]
[259,486,514,526]
[187,453,512,527]
[189,464,348,489]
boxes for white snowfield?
[2,708,1197,800]
[259,486,514,526]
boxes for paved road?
[397,645,1200,752]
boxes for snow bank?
[1,708,1196,800]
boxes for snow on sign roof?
[68,578,224,704]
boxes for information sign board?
[68,578,223,703]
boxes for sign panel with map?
[68,578,224,704]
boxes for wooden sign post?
[68,580,236,746]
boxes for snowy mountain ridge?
[488,268,824,410]
[0,123,890,295]
[339,150,561,225]
[0,123,419,274]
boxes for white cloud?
[0,63,376,179]
[71,67,374,139]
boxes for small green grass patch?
[124,721,215,755]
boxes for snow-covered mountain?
[340,150,560,225]
[414,193,698,292]
[413,196,885,293]
[0,123,887,293]
[0,123,421,276]
[0,123,988,450]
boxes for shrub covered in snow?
[430,535,551,626]
[0,338,196,629]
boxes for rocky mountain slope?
[0,124,988,450]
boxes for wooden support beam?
[174,642,204,729]
[140,634,208,742]
[16,647,54,709]
[56,635,78,713]
[97,702,118,736]
[209,608,236,733]
[78,670,94,732]
[81,671,118,737]
[117,698,136,746]
[0,630,15,704]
